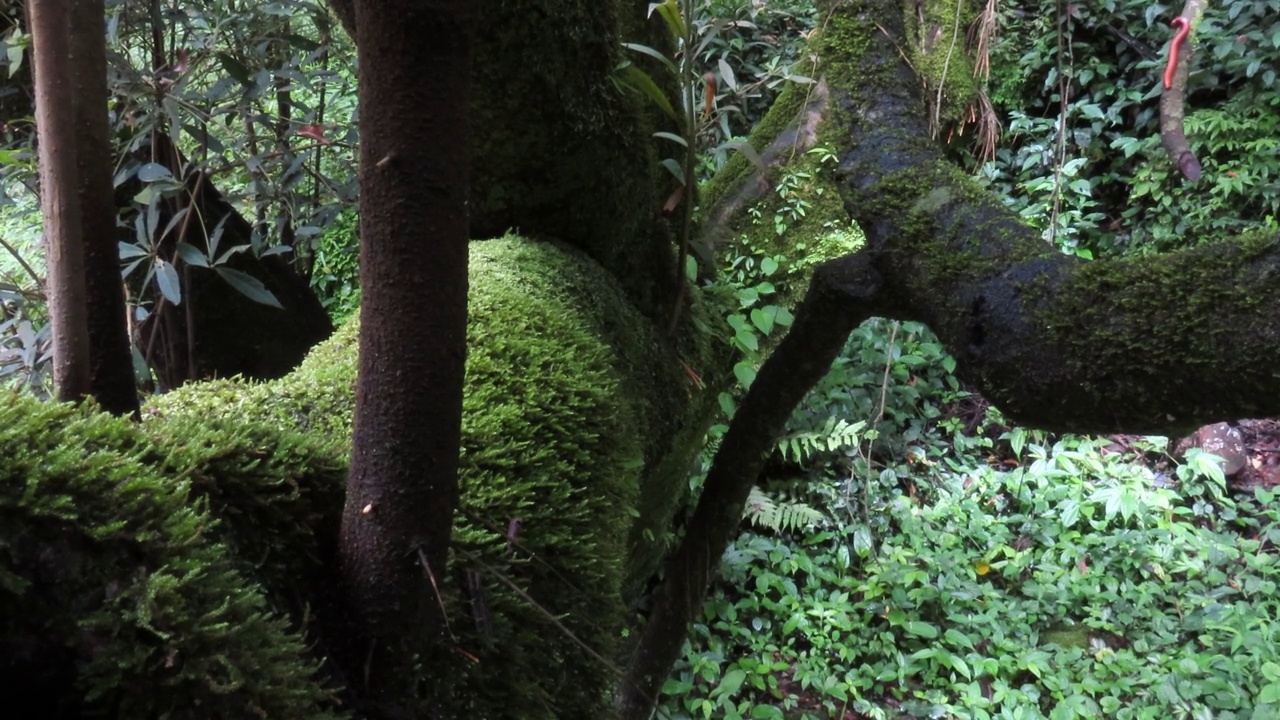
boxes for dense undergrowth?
[662,314,1280,719]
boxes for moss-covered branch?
[829,0,1279,434]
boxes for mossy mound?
[0,393,345,719]
[148,235,723,718]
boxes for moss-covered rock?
[148,234,723,718]
[0,393,344,719]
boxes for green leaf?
[617,63,679,122]
[216,267,283,309]
[653,131,688,147]
[216,52,254,85]
[760,257,778,275]
[6,43,22,78]
[714,669,747,698]
[154,258,182,305]
[750,705,784,720]
[718,57,737,90]
[175,242,209,268]
[137,163,173,182]
[905,621,939,639]
[733,361,755,387]
[749,307,774,335]
[621,42,678,75]
[660,157,686,185]
[117,242,148,260]
[649,0,686,40]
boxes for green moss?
[904,0,981,125]
[470,0,673,314]
[150,234,722,718]
[0,394,344,719]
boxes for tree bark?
[617,254,886,716]
[72,0,140,417]
[335,0,472,713]
[30,0,91,401]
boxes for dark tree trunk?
[72,0,139,417]
[30,0,91,401]
[334,0,472,714]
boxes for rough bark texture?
[824,0,1280,435]
[72,0,139,417]
[30,0,91,401]
[335,0,472,714]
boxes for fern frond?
[775,417,866,463]
[743,485,825,533]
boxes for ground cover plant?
[663,315,1280,719]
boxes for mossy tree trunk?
[619,0,1280,714]
[333,1,472,716]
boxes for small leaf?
[733,361,755,387]
[652,131,688,147]
[6,43,23,78]
[216,52,254,85]
[749,307,774,335]
[650,0,686,40]
[216,267,283,309]
[618,63,678,122]
[175,241,209,267]
[117,242,148,260]
[905,621,939,639]
[154,258,182,305]
[137,163,173,182]
[718,58,737,90]
[660,157,686,185]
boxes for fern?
[775,417,865,464]
[742,485,825,533]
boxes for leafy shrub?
[971,0,1280,256]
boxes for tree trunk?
[30,0,91,401]
[72,0,139,417]
[334,0,472,714]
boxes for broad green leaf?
[136,163,173,182]
[175,241,209,268]
[6,43,22,78]
[217,267,283,309]
[714,669,746,698]
[649,0,685,40]
[905,621,939,639]
[718,57,737,90]
[618,62,679,122]
[154,258,182,305]
[216,52,253,85]
[733,361,755,387]
[749,307,774,335]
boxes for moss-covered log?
[143,235,722,718]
